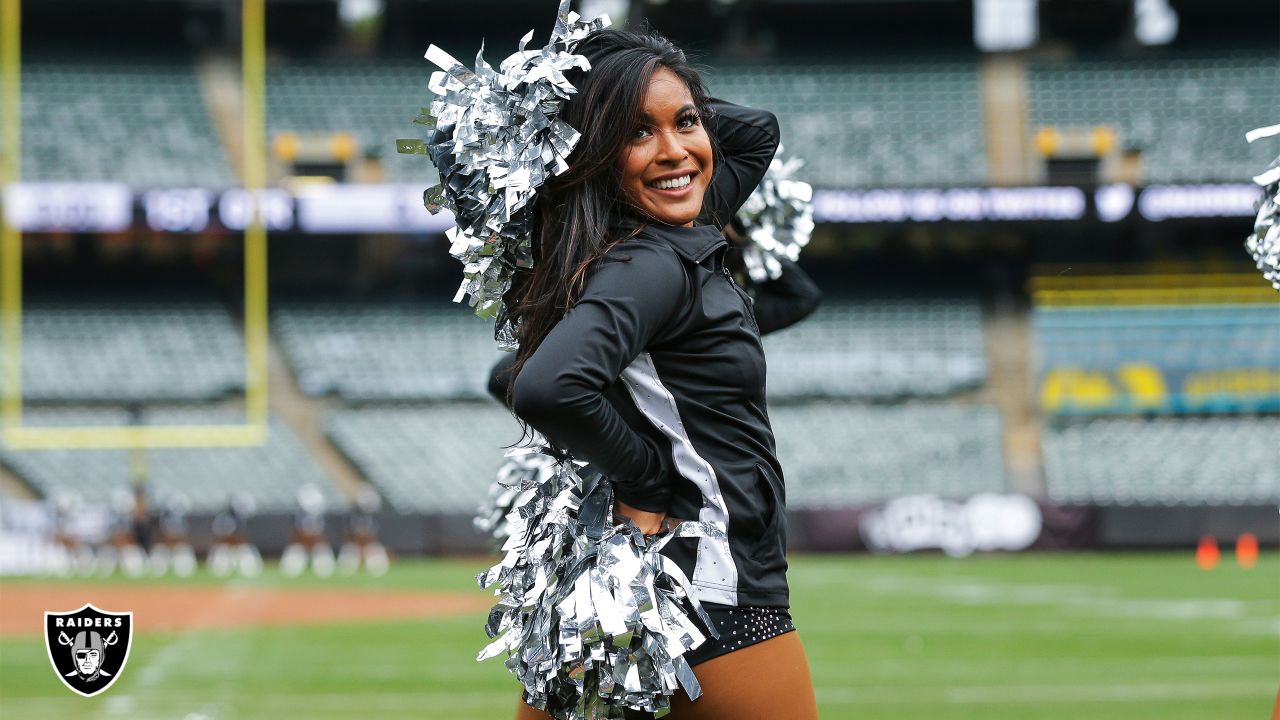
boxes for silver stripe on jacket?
[620,352,739,606]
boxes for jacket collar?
[622,219,727,265]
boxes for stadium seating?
[20,301,245,402]
[273,297,985,401]
[1043,416,1280,505]
[326,403,520,513]
[1028,50,1279,183]
[0,408,341,512]
[1033,303,1280,413]
[273,302,496,400]
[265,56,985,189]
[1034,305,1280,371]
[16,55,234,188]
[761,297,987,398]
[706,58,987,188]
[267,58,433,185]
[770,402,1007,508]
[0,408,132,506]
[327,401,1005,513]
[14,49,1275,190]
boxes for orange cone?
[1195,536,1220,570]
[1236,533,1259,570]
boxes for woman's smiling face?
[617,66,713,227]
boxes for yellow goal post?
[0,0,269,450]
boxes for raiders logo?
[44,604,133,697]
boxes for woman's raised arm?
[698,99,781,229]
[749,256,822,335]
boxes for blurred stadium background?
[0,0,1276,718]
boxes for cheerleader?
[484,28,820,720]
[207,492,262,578]
[148,492,197,577]
[337,483,389,576]
[280,484,335,578]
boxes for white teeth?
[653,174,692,190]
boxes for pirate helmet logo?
[44,604,133,697]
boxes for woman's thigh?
[514,697,553,720]
[514,630,818,720]
[668,630,818,720]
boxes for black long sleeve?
[698,99,781,230]
[749,257,822,335]
[487,352,517,407]
[510,243,688,512]
[489,253,821,402]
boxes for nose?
[654,128,687,164]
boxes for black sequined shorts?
[682,602,795,668]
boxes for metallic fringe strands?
[396,1,611,350]
[476,446,726,719]
[473,438,556,542]
[735,150,815,283]
[1246,124,1280,291]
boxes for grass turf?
[0,552,1275,719]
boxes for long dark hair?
[501,29,713,441]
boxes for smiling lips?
[649,172,696,191]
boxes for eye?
[677,112,701,129]
[633,125,652,140]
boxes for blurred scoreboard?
[3,181,1263,234]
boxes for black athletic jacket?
[505,99,793,607]
[489,253,820,395]
[488,254,820,402]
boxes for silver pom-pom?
[397,1,611,350]
[1245,124,1280,291]
[476,447,724,719]
[473,436,557,542]
[735,149,815,283]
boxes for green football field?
[1,552,1275,720]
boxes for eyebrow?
[639,104,696,122]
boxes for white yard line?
[842,572,1276,622]
[807,654,1277,673]
[91,582,258,720]
[817,680,1273,705]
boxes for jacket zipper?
[721,265,760,333]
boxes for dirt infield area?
[0,583,494,637]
